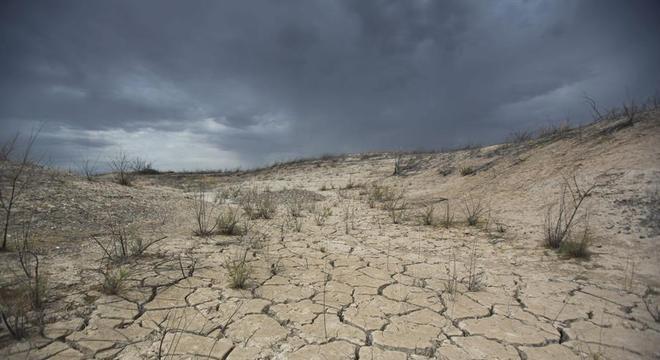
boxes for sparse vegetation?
[78,157,99,181]
[313,204,332,226]
[216,205,243,235]
[0,285,30,339]
[507,130,533,144]
[420,203,435,226]
[110,150,136,186]
[92,222,166,262]
[559,222,592,259]
[226,248,251,289]
[241,187,277,220]
[192,186,218,237]
[463,195,485,226]
[445,246,458,296]
[543,175,596,249]
[380,187,407,224]
[100,265,130,294]
[441,200,454,229]
[0,220,46,339]
[466,238,485,291]
[1,131,39,251]
[459,166,474,176]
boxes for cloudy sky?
[1,0,659,170]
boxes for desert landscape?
[1,105,659,359]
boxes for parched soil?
[1,111,659,359]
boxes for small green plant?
[226,249,251,289]
[101,266,130,295]
[459,166,474,176]
[559,224,592,259]
[216,206,243,235]
[313,205,332,226]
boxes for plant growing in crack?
[178,249,196,278]
[543,174,597,249]
[226,246,251,289]
[91,221,166,263]
[445,245,458,297]
[466,237,485,292]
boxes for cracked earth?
[1,113,659,359]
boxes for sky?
[1,0,659,171]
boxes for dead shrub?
[92,222,166,262]
[441,201,454,229]
[543,175,596,249]
[216,206,243,235]
[1,222,47,339]
[420,203,435,226]
[78,157,99,181]
[110,151,136,186]
[462,196,485,226]
[381,188,407,224]
[192,187,218,237]
[466,238,486,291]
[1,130,40,251]
[286,193,305,218]
[241,188,277,220]
[0,285,30,339]
[507,130,533,144]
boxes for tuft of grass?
[216,206,243,235]
[463,196,485,226]
[92,222,166,263]
[313,205,332,226]
[559,225,592,259]
[226,250,251,289]
[101,266,130,295]
[241,188,277,220]
[459,166,474,176]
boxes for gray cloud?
[1,0,658,169]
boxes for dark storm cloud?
[1,0,659,169]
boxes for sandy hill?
[1,108,659,359]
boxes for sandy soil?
[1,111,659,359]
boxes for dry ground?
[1,110,659,359]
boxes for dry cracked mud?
[1,111,660,359]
